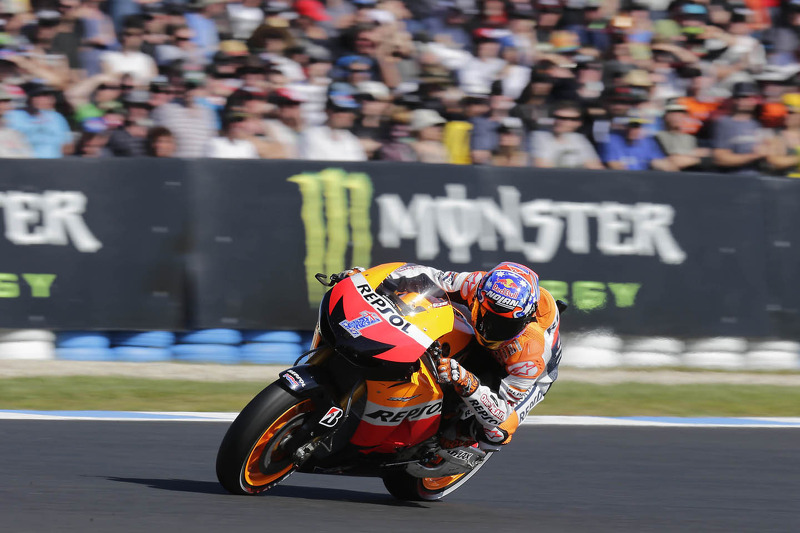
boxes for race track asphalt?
[1,420,798,533]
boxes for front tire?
[381,451,494,501]
[216,383,313,495]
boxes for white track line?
[1,411,800,427]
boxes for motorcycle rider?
[339,261,563,452]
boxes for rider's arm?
[389,263,485,305]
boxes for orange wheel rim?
[422,473,466,491]
[243,400,313,488]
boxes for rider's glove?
[437,357,479,397]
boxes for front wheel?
[216,382,314,495]
[381,451,494,501]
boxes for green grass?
[0,377,266,412]
[1,377,799,417]
[534,382,800,417]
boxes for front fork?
[277,361,363,465]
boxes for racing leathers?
[390,264,563,450]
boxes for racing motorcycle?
[216,262,496,501]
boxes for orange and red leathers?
[388,264,562,448]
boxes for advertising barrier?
[0,159,187,329]
[1,159,797,337]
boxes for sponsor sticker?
[339,310,382,338]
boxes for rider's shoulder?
[534,288,559,330]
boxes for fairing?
[322,264,455,363]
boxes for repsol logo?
[355,280,411,333]
[0,191,102,253]
[469,398,498,424]
[289,169,372,307]
[363,400,442,426]
[376,184,686,264]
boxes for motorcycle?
[216,262,496,501]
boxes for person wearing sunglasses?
[531,100,604,169]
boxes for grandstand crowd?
[0,0,798,175]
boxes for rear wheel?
[381,451,493,501]
[216,383,314,495]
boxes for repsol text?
[0,273,57,298]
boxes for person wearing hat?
[409,107,448,163]
[0,85,32,158]
[711,81,770,175]
[4,82,72,158]
[655,100,710,171]
[299,91,366,161]
[601,110,676,171]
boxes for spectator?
[0,85,32,157]
[765,94,800,177]
[152,76,217,157]
[602,112,676,171]
[299,93,366,161]
[5,83,72,158]
[293,0,332,47]
[9,10,71,90]
[263,87,305,159]
[655,101,710,171]
[66,74,122,123]
[75,0,118,76]
[378,109,417,162]
[205,111,259,158]
[156,26,206,68]
[227,0,266,41]
[676,64,723,143]
[353,80,392,159]
[458,31,505,96]
[145,126,177,157]
[100,21,157,86]
[74,117,110,158]
[511,68,556,133]
[463,93,497,165]
[711,81,771,175]
[185,0,224,60]
[491,117,528,167]
[107,115,151,157]
[531,101,604,169]
[409,108,448,163]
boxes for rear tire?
[382,451,493,501]
[216,383,313,495]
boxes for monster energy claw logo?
[289,169,373,307]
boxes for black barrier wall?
[1,159,798,337]
[0,159,187,329]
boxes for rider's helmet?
[471,262,540,349]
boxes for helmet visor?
[473,302,529,344]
